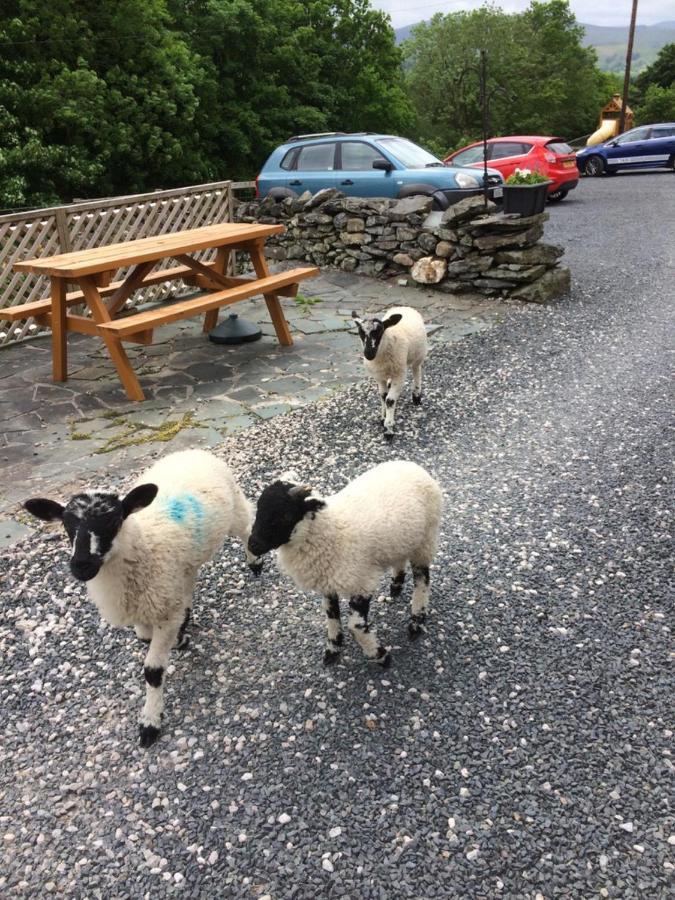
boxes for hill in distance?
[394,19,675,74]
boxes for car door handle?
[289,180,302,186]
[341,179,354,186]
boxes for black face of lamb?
[352,312,403,361]
[248,480,325,556]
[23,483,158,582]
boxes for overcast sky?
[370,1,673,30]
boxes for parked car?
[256,132,504,209]
[576,123,675,176]
[444,136,579,202]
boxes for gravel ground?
[1,174,673,898]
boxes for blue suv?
[576,122,675,176]
[256,132,504,209]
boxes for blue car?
[576,122,675,176]
[256,132,503,209]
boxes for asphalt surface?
[1,172,673,898]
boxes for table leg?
[248,241,293,346]
[51,277,68,381]
[203,247,230,332]
[79,276,146,401]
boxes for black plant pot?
[502,181,551,217]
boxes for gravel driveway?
[1,173,673,898]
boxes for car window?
[546,141,573,154]
[340,142,388,170]
[489,142,528,160]
[295,143,336,171]
[615,127,651,144]
[280,148,299,171]
[652,126,675,138]
[377,137,441,167]
[451,146,486,165]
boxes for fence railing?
[0,180,233,347]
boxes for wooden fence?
[0,180,235,347]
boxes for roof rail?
[286,131,348,142]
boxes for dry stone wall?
[235,189,571,303]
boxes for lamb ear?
[304,496,326,514]
[288,483,312,496]
[382,313,402,329]
[23,498,64,522]
[122,483,158,518]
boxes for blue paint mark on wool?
[161,493,205,545]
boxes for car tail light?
[255,175,260,198]
[544,152,556,163]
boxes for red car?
[444,136,579,202]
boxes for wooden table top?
[13,222,284,278]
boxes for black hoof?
[139,724,161,748]
[175,635,190,651]
[390,586,403,599]
[323,649,341,666]
[408,622,425,640]
[412,393,422,406]
[384,430,394,442]
[334,632,344,647]
[378,651,392,669]
[248,561,264,576]
[138,636,151,645]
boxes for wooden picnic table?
[6,222,318,401]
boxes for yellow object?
[587,118,619,146]
[586,93,634,146]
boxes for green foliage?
[0,0,412,208]
[632,42,675,123]
[634,84,675,125]
[404,0,610,153]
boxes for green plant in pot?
[502,168,552,217]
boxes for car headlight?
[455,172,480,189]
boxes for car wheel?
[547,189,568,203]
[584,155,605,177]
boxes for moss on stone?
[94,411,203,454]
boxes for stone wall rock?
[234,190,570,303]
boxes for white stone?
[619,821,634,833]
[466,848,480,861]
[278,813,291,825]
[329,826,342,838]
[241,772,253,781]
[667,835,675,845]
[411,256,447,284]
[322,858,334,873]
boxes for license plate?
[493,186,503,198]
[563,160,576,168]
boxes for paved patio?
[0,269,509,546]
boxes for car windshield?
[377,137,443,168]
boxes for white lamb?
[351,305,428,439]
[24,449,261,747]
[248,460,442,668]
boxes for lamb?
[248,460,442,668]
[23,449,261,748]
[351,306,428,439]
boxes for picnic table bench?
[4,222,318,401]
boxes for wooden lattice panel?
[0,181,232,347]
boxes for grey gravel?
[1,173,673,898]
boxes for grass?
[294,293,322,314]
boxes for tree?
[403,0,609,154]
[0,0,206,207]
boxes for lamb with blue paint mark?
[248,460,442,668]
[352,306,428,439]
[24,449,261,748]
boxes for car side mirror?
[372,159,393,172]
